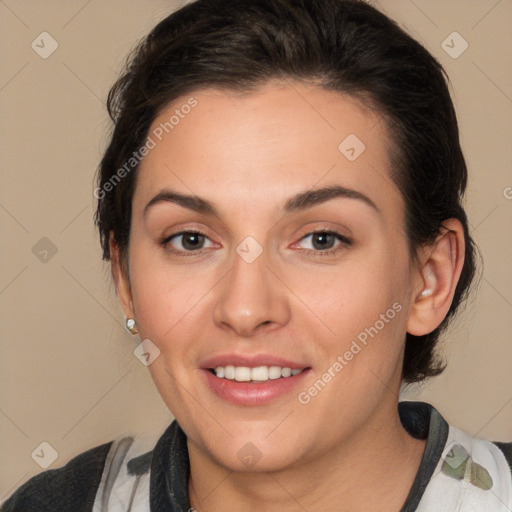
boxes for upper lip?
[200,353,309,370]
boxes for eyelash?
[160,229,352,258]
[294,229,352,257]
[160,230,212,258]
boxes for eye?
[160,228,352,258]
[161,230,214,256]
[294,230,352,256]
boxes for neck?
[187,400,427,512]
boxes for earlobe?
[406,219,465,336]
[109,232,135,320]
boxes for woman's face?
[121,81,422,471]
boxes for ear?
[109,232,135,320]
[407,218,465,336]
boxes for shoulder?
[419,420,512,511]
[442,422,512,485]
[398,401,512,511]
[1,428,167,512]
[1,440,113,512]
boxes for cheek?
[294,246,410,381]
[127,245,220,363]
[128,248,187,342]
[287,252,403,338]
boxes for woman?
[2,0,511,510]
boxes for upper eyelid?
[163,229,211,244]
[299,229,350,240]
[291,226,353,247]
[291,230,352,250]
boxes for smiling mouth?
[208,365,308,383]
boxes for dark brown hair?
[94,0,478,383]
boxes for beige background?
[1,0,511,500]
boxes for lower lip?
[201,368,311,406]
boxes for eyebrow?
[143,184,379,217]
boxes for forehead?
[134,80,402,220]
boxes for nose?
[213,244,291,337]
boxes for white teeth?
[234,367,251,382]
[268,366,282,379]
[251,366,268,381]
[281,367,291,378]
[224,365,235,379]
[212,365,305,382]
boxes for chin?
[218,444,303,474]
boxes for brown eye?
[161,230,213,256]
[310,232,336,250]
[296,230,352,256]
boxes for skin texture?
[111,80,465,511]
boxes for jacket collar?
[148,401,447,511]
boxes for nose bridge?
[213,237,290,336]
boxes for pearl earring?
[126,318,139,334]
[420,289,433,297]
